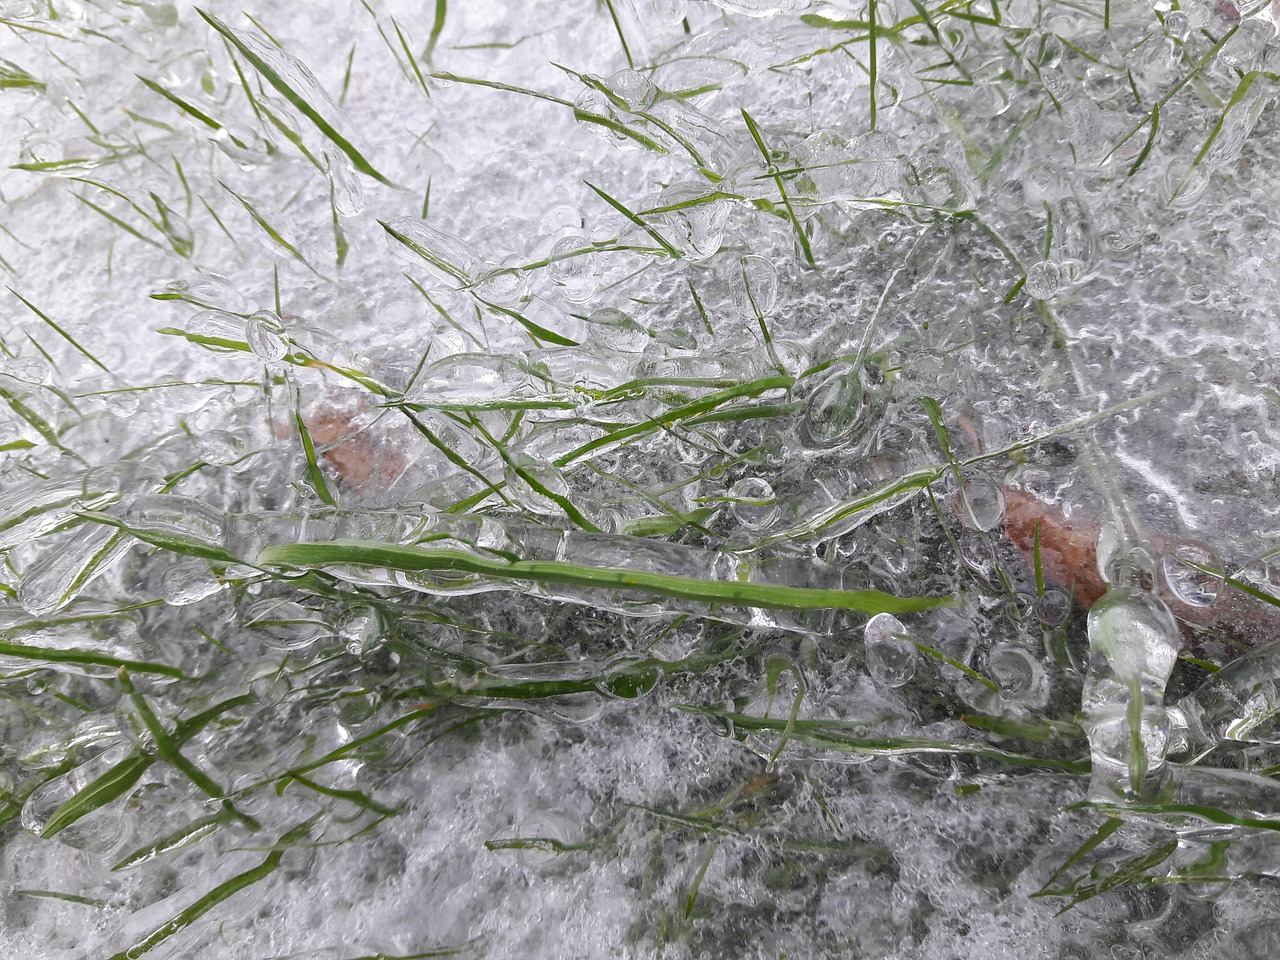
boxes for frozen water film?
[2,1,1280,958]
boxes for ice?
[4,0,1280,957]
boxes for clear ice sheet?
[2,1,1280,958]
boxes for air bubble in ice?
[728,477,779,530]
[798,367,865,449]
[710,0,808,17]
[247,310,288,362]
[547,235,599,302]
[336,605,385,656]
[1162,540,1222,607]
[103,389,141,417]
[865,613,916,687]
[731,255,779,320]
[1035,587,1072,627]
[1024,260,1061,300]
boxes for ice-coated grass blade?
[259,538,949,616]
[296,407,339,507]
[1171,71,1262,204]
[1036,815,1123,895]
[680,707,1089,772]
[105,818,316,960]
[740,109,815,267]
[137,75,222,130]
[584,181,680,258]
[197,9,394,186]
[39,754,154,839]
[8,287,112,374]
[0,640,187,679]
[39,695,252,839]
[112,811,228,871]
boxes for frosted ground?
[2,0,1280,957]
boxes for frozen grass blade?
[259,538,949,616]
[740,109,816,267]
[219,181,317,273]
[137,75,222,130]
[584,181,680,258]
[0,640,186,679]
[112,811,228,871]
[1171,71,1262,204]
[8,288,112,374]
[1036,815,1123,895]
[392,18,431,97]
[197,9,394,185]
[601,0,635,69]
[296,407,340,507]
[868,0,878,130]
[105,818,316,960]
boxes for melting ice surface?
[3,1,1280,958]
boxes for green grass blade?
[425,0,447,62]
[105,819,316,960]
[584,181,680,258]
[1127,101,1158,177]
[295,407,340,507]
[740,109,815,267]
[0,640,186,678]
[392,17,431,97]
[1035,815,1124,895]
[112,811,227,871]
[8,288,112,374]
[40,753,154,839]
[601,0,635,69]
[868,0,878,130]
[259,538,948,616]
[196,9,394,185]
[136,75,222,130]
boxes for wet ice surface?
[2,0,1280,957]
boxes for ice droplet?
[728,477,779,530]
[605,69,657,110]
[1082,586,1180,799]
[1024,260,1061,300]
[864,613,916,688]
[953,470,1005,532]
[547,235,599,302]
[798,366,865,449]
[1162,539,1222,607]
[325,151,364,217]
[246,310,288,362]
[656,182,729,260]
[731,254,778,320]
